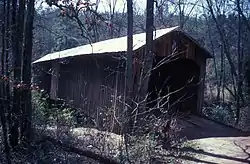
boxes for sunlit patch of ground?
[176,115,250,164]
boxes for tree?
[21,0,35,142]
[9,0,22,148]
[203,0,249,124]
[140,0,154,103]
[0,0,35,153]
[44,0,119,43]
[124,0,133,134]
[0,0,11,162]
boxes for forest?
[0,0,250,163]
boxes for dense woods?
[1,0,34,162]
[0,0,250,163]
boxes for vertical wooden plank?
[164,35,168,56]
[186,42,191,59]
[161,37,165,57]
[166,35,171,57]
[50,61,60,99]
[187,41,195,60]
[169,33,175,56]
[76,73,80,106]
[197,54,206,115]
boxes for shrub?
[32,90,76,127]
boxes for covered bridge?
[33,26,212,130]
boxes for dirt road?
[178,115,250,164]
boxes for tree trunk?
[5,0,11,128]
[9,0,23,148]
[178,0,184,29]
[9,0,19,148]
[20,0,34,143]
[123,0,133,134]
[0,89,11,164]
[141,0,154,106]
[236,0,244,124]
[219,45,224,104]
[0,0,11,162]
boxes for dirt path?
[178,115,250,164]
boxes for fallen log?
[38,135,119,164]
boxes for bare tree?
[124,0,134,134]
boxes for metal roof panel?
[33,26,179,63]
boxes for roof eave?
[32,51,127,64]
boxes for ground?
[37,115,250,163]
[177,115,250,164]
[2,115,249,163]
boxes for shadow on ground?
[178,115,250,140]
[177,146,250,164]
[170,114,250,164]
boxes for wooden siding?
[32,62,51,93]
[57,55,126,132]
[50,61,60,99]
[195,48,206,114]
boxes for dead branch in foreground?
[38,135,119,164]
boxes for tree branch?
[38,135,119,164]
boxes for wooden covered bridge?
[33,26,212,130]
